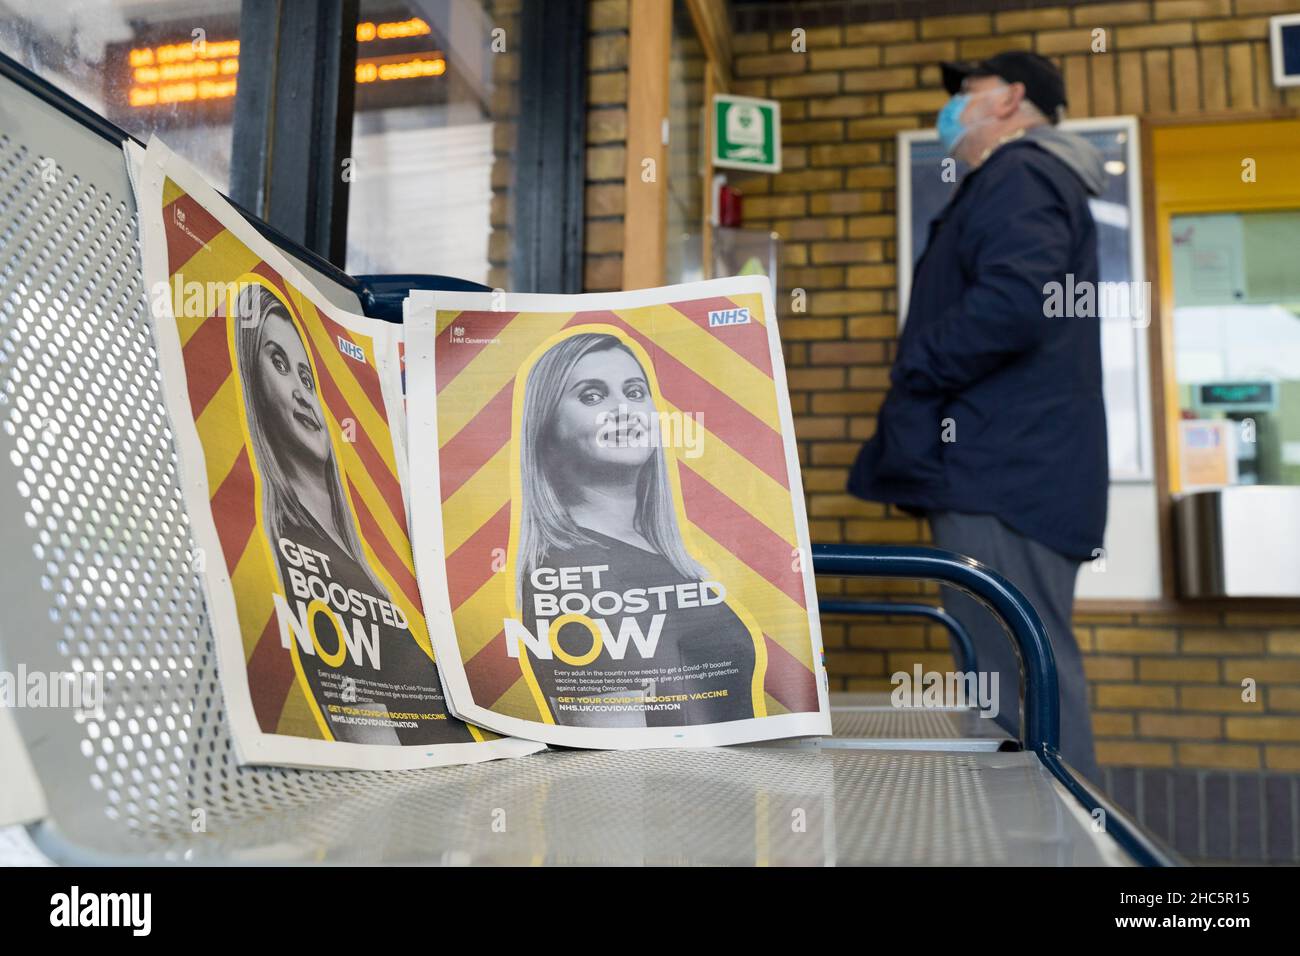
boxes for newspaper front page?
[404,279,831,748]
[132,139,540,769]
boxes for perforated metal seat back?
[0,70,420,863]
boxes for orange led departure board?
[105,14,447,127]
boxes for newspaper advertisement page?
[132,138,540,769]
[404,278,831,748]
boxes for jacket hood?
[1021,125,1106,196]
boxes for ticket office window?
[1153,119,1300,496]
[1169,209,1300,490]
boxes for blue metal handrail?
[811,543,1176,867]
[813,544,1058,754]
[818,599,978,674]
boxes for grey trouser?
[928,511,1100,785]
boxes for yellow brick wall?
[723,0,1300,772]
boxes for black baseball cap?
[940,51,1068,123]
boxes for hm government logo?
[448,324,500,346]
[707,307,750,328]
[171,202,205,247]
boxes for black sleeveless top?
[520,528,758,727]
[276,513,475,746]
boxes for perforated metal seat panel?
[0,78,300,855]
[0,67,1129,867]
[833,708,986,740]
[29,748,1120,866]
[828,692,1013,746]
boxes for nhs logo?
[708,307,750,328]
[338,337,366,362]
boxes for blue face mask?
[936,93,970,155]
[937,85,1006,155]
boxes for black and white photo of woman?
[232,281,472,746]
[514,330,763,728]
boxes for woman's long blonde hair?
[516,332,704,607]
[232,282,379,591]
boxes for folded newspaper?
[131,138,830,765]
[131,138,541,769]
[402,280,831,748]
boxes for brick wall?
[721,0,1300,773]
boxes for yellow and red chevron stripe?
[435,295,819,722]
[162,179,427,741]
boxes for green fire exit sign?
[712,94,781,173]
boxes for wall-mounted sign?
[712,94,781,174]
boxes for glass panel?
[903,124,1151,481]
[666,227,781,290]
[665,0,706,285]
[1170,210,1300,488]
[0,1,241,190]
[344,0,512,286]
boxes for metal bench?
[0,52,1172,866]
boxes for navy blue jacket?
[848,128,1108,561]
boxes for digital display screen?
[1198,382,1275,408]
[104,14,446,127]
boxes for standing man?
[848,52,1108,783]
